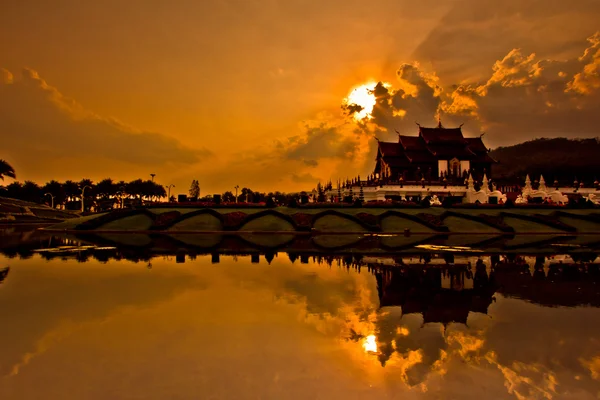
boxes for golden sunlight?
[363,334,378,353]
[344,82,389,121]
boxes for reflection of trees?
[494,259,600,307]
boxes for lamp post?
[118,185,126,209]
[44,193,55,209]
[81,185,92,213]
[234,185,239,203]
[165,184,175,202]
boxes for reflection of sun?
[363,334,378,353]
[344,82,390,121]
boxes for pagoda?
[373,119,496,182]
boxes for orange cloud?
[0,68,211,182]
[567,32,600,95]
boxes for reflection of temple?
[373,261,497,327]
[0,267,9,284]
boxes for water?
[1,229,600,399]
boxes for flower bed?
[355,212,379,228]
[416,213,445,229]
[152,211,182,229]
[222,211,248,228]
[290,213,313,229]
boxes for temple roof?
[426,143,476,159]
[375,124,496,167]
[378,141,404,157]
[419,126,466,144]
[399,135,427,151]
[464,137,489,154]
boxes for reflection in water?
[0,267,9,284]
[1,229,600,399]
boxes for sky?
[1,0,600,194]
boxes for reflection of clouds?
[581,355,600,380]
[3,254,600,398]
[0,256,208,377]
[486,352,557,400]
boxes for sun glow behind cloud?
[344,82,391,121]
[363,334,378,353]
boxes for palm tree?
[0,160,16,181]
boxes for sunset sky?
[2,0,600,194]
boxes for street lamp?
[44,193,55,209]
[118,185,126,209]
[234,185,239,203]
[81,185,92,213]
[165,184,175,202]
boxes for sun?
[344,82,390,121]
[362,334,378,353]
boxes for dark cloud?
[0,68,212,170]
[441,33,600,146]
[291,172,320,184]
[280,121,359,161]
[412,0,600,83]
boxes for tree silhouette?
[42,180,65,208]
[189,180,200,199]
[0,160,16,181]
[222,191,235,202]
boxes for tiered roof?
[377,123,496,166]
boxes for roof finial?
[437,113,442,129]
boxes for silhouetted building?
[374,121,496,181]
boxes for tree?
[62,180,79,202]
[21,181,42,203]
[0,160,16,181]
[222,191,235,202]
[42,180,65,208]
[126,179,144,204]
[189,180,200,199]
[6,182,23,199]
[96,178,117,199]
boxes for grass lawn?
[239,215,295,231]
[99,214,154,231]
[312,214,367,232]
[380,216,434,233]
[44,206,600,234]
[442,216,501,233]
[168,213,222,231]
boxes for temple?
[373,121,496,183]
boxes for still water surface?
[1,239,600,399]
